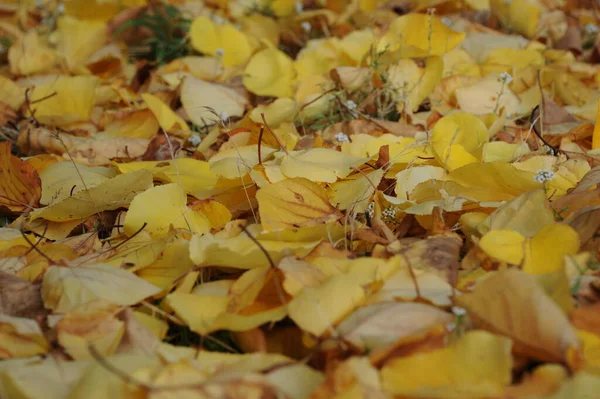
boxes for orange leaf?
[0,142,41,214]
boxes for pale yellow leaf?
[42,264,161,313]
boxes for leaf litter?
[2,0,600,398]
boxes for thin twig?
[240,224,276,268]
[260,113,288,155]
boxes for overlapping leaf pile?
[2,0,600,397]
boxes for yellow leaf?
[295,38,348,77]
[133,311,168,339]
[431,113,488,170]
[244,46,296,98]
[477,189,555,237]
[328,169,384,213]
[0,75,25,110]
[257,177,341,232]
[523,224,580,275]
[181,76,248,126]
[337,302,452,352]
[241,14,280,47]
[30,169,153,222]
[99,109,159,139]
[408,55,444,112]
[270,0,296,16]
[28,76,99,126]
[1,356,89,399]
[456,77,520,116]
[443,48,480,77]
[0,315,49,358]
[479,229,525,264]
[165,292,287,335]
[103,231,170,269]
[190,16,253,67]
[63,0,146,21]
[141,93,190,135]
[490,0,542,39]
[593,99,600,149]
[339,29,375,64]
[288,274,366,337]
[250,98,297,128]
[39,162,116,205]
[543,372,600,398]
[449,162,542,197]
[115,158,220,199]
[209,145,275,179]
[483,48,545,71]
[124,183,211,238]
[8,31,56,75]
[189,226,320,269]
[395,165,447,201]
[378,13,465,58]
[366,266,454,307]
[135,238,195,290]
[455,269,581,364]
[42,264,161,313]
[190,199,232,229]
[56,300,124,360]
[279,148,366,183]
[381,330,512,398]
[56,16,107,69]
[482,141,530,162]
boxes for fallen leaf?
[124,183,211,237]
[455,269,581,365]
[56,300,125,360]
[30,169,153,222]
[0,141,41,214]
[0,314,49,358]
[381,330,512,398]
[336,302,452,352]
[28,76,99,127]
[379,13,465,58]
[42,263,161,313]
[257,177,341,231]
[181,75,248,126]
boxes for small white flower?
[441,17,452,27]
[585,23,599,35]
[499,71,513,84]
[219,111,229,121]
[366,202,375,218]
[345,100,357,110]
[426,7,436,14]
[295,1,303,13]
[334,132,350,143]
[57,3,65,13]
[534,169,555,183]
[301,21,311,32]
[446,322,457,331]
[452,306,467,316]
[212,15,227,24]
[189,134,202,146]
[382,206,398,220]
[216,48,225,57]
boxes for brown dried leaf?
[0,141,41,214]
[0,272,45,318]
